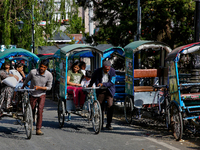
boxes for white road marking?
[144,137,180,150]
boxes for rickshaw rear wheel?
[58,99,65,128]
[124,96,133,124]
[170,103,183,141]
[92,100,102,134]
[165,97,170,130]
[24,103,33,139]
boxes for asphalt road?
[0,98,199,150]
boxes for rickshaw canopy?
[61,44,103,56]
[0,48,40,67]
[124,40,172,53]
[70,50,94,59]
[165,42,200,61]
[39,54,54,61]
[53,49,60,58]
[102,47,124,60]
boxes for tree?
[0,0,73,52]
[78,0,195,48]
[65,0,85,34]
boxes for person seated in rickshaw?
[12,62,26,104]
[81,70,95,88]
[67,61,85,108]
[0,60,19,111]
[79,61,86,76]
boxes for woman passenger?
[12,63,26,103]
[0,60,18,111]
[67,61,85,108]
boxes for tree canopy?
[79,0,196,48]
[0,0,84,53]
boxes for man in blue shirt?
[89,60,116,130]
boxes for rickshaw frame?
[123,41,172,124]
[56,44,104,134]
[166,42,200,141]
[0,48,40,139]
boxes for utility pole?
[32,2,35,53]
[137,0,141,41]
[89,1,93,36]
[195,0,200,42]
[137,0,141,69]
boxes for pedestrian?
[88,60,116,130]
[22,59,53,135]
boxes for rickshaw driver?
[21,59,53,135]
[88,60,116,130]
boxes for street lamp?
[16,20,24,30]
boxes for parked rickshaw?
[123,41,172,125]
[0,48,40,139]
[57,44,104,134]
[165,42,200,141]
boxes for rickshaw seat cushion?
[134,69,159,78]
[181,93,200,100]
[134,86,154,92]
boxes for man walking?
[88,60,116,130]
[22,59,53,135]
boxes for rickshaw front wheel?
[92,100,102,134]
[24,103,33,139]
[124,96,133,124]
[170,103,183,141]
[58,99,65,128]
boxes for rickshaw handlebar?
[82,87,107,90]
[153,84,168,91]
[16,88,36,92]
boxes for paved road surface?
[0,99,199,150]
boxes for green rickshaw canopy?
[60,44,103,56]
[124,41,172,53]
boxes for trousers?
[30,94,46,130]
[97,89,114,125]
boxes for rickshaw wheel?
[124,96,133,124]
[165,97,170,130]
[92,100,102,134]
[170,104,183,141]
[24,103,33,139]
[58,99,65,128]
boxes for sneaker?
[36,129,44,135]
[106,124,113,130]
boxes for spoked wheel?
[165,97,170,130]
[58,99,65,128]
[170,104,183,141]
[24,103,33,139]
[92,100,102,134]
[124,96,133,124]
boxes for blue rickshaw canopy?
[0,48,40,67]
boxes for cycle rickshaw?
[165,42,200,141]
[57,44,104,134]
[0,48,40,139]
[123,41,172,124]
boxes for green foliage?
[79,0,195,48]
[0,0,72,53]
[65,0,85,34]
